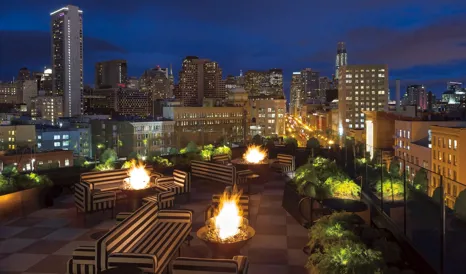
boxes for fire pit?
[120,161,156,211]
[231,145,270,177]
[197,188,255,258]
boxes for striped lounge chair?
[67,202,192,274]
[170,256,249,274]
[211,154,230,165]
[271,154,295,176]
[154,170,191,201]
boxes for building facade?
[30,95,63,123]
[290,72,304,116]
[338,65,389,134]
[0,125,36,151]
[404,85,427,110]
[36,125,91,158]
[335,42,347,80]
[139,66,172,100]
[0,150,74,171]
[0,82,19,104]
[95,60,127,88]
[204,61,226,99]
[50,5,83,117]
[117,88,151,117]
[248,96,286,137]
[177,56,209,106]
[163,106,246,147]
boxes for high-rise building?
[177,56,209,106]
[18,68,31,81]
[31,95,63,123]
[404,85,427,110]
[19,80,38,109]
[335,42,348,80]
[0,82,19,104]
[204,61,226,99]
[33,68,53,94]
[95,60,127,88]
[290,72,304,115]
[50,5,83,117]
[225,75,238,91]
[117,88,151,117]
[301,68,320,102]
[244,69,283,97]
[338,64,388,132]
[139,66,172,100]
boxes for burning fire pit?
[121,161,156,211]
[231,145,270,177]
[197,188,255,258]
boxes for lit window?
[54,135,60,140]
[65,159,70,166]
[37,143,41,148]
[63,134,69,140]
[63,141,69,146]
[454,140,457,150]
[54,142,61,147]
[38,136,42,140]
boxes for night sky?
[1,0,466,100]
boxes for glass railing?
[326,138,466,274]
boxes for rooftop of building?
[0,148,72,157]
[412,137,430,148]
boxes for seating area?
[211,154,230,165]
[271,154,295,176]
[0,155,308,274]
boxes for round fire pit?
[231,158,271,178]
[196,217,255,258]
[121,185,157,211]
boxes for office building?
[30,95,63,123]
[84,87,118,113]
[117,88,151,117]
[430,125,466,208]
[249,95,286,137]
[244,70,267,96]
[19,80,38,109]
[18,68,31,81]
[335,42,348,80]
[50,5,83,116]
[36,124,91,158]
[268,69,284,97]
[404,85,427,110]
[290,72,304,116]
[33,68,53,94]
[0,82,19,104]
[244,69,283,97]
[140,66,172,100]
[301,68,320,101]
[177,56,209,106]
[163,106,246,147]
[95,60,127,88]
[204,61,226,99]
[0,125,36,151]
[338,65,389,133]
[91,119,175,157]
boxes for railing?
[325,138,466,274]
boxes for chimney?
[395,79,401,112]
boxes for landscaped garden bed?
[306,212,416,274]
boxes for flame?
[214,187,243,240]
[124,160,150,190]
[243,145,267,164]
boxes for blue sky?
[1,0,466,99]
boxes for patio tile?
[0,253,47,272]
[34,218,70,229]
[258,207,288,216]
[286,224,308,237]
[261,194,283,202]
[0,238,37,254]
[255,224,287,235]
[43,228,88,241]
[75,229,109,241]
[0,226,27,239]
[247,248,288,265]
[248,264,289,274]
[25,254,70,273]
[28,209,69,218]
[287,249,307,266]
[13,227,56,239]
[5,218,44,227]
[18,240,68,254]
[260,200,283,208]
[53,241,95,256]
[287,236,308,249]
[256,215,286,226]
[249,235,287,249]
[94,220,117,230]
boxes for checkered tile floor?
[0,173,308,274]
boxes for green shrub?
[185,141,199,153]
[413,168,428,193]
[121,161,132,169]
[151,156,173,167]
[212,145,232,158]
[200,149,212,161]
[100,148,117,163]
[325,177,361,199]
[0,173,53,195]
[94,162,115,171]
[376,179,404,201]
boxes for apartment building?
[249,96,286,137]
[0,125,36,150]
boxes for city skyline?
[2,0,466,99]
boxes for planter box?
[282,182,321,225]
[0,187,52,221]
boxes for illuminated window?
[54,142,61,147]
[454,140,457,150]
[54,135,60,140]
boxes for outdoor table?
[120,186,160,211]
[321,198,368,213]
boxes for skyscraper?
[404,85,427,110]
[338,65,388,132]
[335,42,347,80]
[290,72,304,115]
[139,66,172,100]
[244,69,283,97]
[204,61,226,99]
[18,68,31,81]
[50,5,83,117]
[301,68,319,101]
[95,60,127,88]
[178,56,209,106]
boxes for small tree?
[185,141,199,153]
[127,151,141,161]
[413,168,428,193]
[100,148,117,164]
[388,158,401,178]
[306,137,320,149]
[168,147,179,155]
[454,190,466,221]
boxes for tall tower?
[95,60,127,88]
[335,42,347,80]
[51,5,83,117]
[178,56,209,106]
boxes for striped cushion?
[191,160,236,185]
[108,253,157,273]
[67,245,97,274]
[142,189,175,209]
[212,154,230,164]
[155,170,190,194]
[171,256,249,274]
[116,212,132,223]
